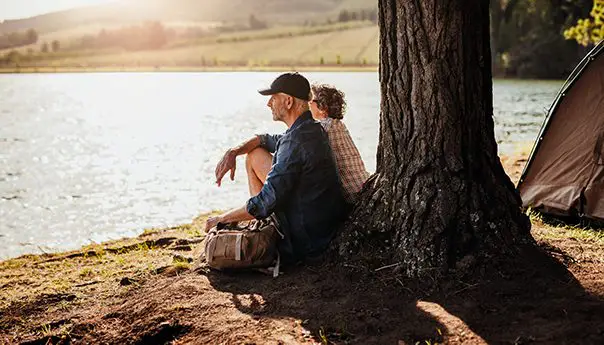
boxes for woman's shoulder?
[328,118,350,133]
[319,117,334,131]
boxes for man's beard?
[272,103,287,121]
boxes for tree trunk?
[339,0,533,277]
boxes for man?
[205,72,347,264]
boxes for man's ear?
[286,96,294,109]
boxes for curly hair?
[311,84,347,120]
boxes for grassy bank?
[1,155,604,344]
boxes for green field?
[1,22,380,70]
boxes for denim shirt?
[246,111,346,263]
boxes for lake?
[0,72,562,259]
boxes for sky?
[0,0,116,20]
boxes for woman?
[309,83,370,204]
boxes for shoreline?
[0,152,530,264]
[2,154,604,344]
[0,66,566,79]
[0,65,379,74]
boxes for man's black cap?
[258,72,311,101]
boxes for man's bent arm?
[232,136,262,156]
[257,134,283,153]
[230,133,283,155]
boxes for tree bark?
[339,0,533,277]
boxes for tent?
[518,40,604,220]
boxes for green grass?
[0,258,28,270]
[39,323,52,337]
[172,255,192,271]
[142,228,162,236]
[136,242,151,252]
[78,267,94,278]
[528,209,604,244]
[538,225,604,244]
[180,224,203,238]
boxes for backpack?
[203,216,283,277]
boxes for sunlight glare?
[0,0,119,20]
[415,301,486,343]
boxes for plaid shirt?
[320,118,370,203]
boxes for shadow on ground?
[206,263,444,344]
[205,244,604,344]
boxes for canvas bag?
[203,215,283,277]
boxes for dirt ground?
[1,156,603,345]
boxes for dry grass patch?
[0,221,207,311]
[1,23,380,70]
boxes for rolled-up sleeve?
[257,133,283,153]
[247,138,301,218]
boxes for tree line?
[337,8,378,24]
[491,0,596,78]
[73,21,169,51]
[335,3,600,79]
[0,28,38,50]
[2,2,603,77]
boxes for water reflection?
[0,73,562,259]
[492,79,561,152]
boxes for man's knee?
[246,147,264,169]
[246,147,270,165]
[246,148,272,181]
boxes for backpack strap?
[206,233,217,265]
[270,252,280,278]
[269,214,283,277]
[269,214,285,239]
[235,233,243,261]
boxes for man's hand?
[205,215,222,232]
[215,149,237,187]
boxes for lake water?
[0,73,562,260]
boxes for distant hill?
[0,0,377,35]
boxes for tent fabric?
[518,40,604,220]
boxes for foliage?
[4,50,20,64]
[51,40,60,52]
[0,28,38,50]
[564,0,604,45]
[337,8,377,24]
[491,0,593,78]
[249,14,268,30]
[338,10,351,22]
[72,21,170,51]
